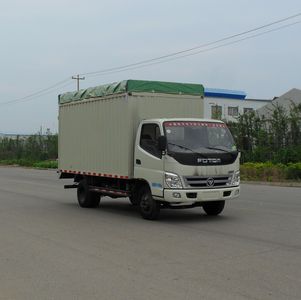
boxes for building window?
[211,105,222,119]
[243,108,254,114]
[228,106,239,117]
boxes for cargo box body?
[58,80,204,178]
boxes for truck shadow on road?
[62,198,236,224]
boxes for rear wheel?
[139,186,160,220]
[202,200,225,216]
[77,179,100,208]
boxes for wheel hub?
[141,195,151,212]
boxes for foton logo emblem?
[197,158,221,164]
[206,177,215,187]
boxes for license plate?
[203,191,220,200]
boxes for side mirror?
[158,135,167,152]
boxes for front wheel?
[139,186,160,220]
[202,200,225,216]
[129,188,139,206]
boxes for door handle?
[136,159,141,165]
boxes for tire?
[77,179,100,208]
[129,187,139,206]
[129,195,139,206]
[202,200,225,216]
[139,186,160,220]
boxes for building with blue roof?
[205,88,247,100]
[204,87,271,121]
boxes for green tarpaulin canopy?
[59,79,204,104]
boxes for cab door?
[134,122,164,197]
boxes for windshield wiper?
[167,142,208,158]
[205,146,237,154]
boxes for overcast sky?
[0,0,300,133]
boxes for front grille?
[184,175,230,189]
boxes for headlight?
[165,172,183,189]
[231,170,240,186]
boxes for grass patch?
[32,160,58,169]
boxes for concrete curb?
[0,165,57,171]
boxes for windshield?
[164,121,237,153]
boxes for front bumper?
[158,186,240,204]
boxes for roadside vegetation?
[228,103,301,181]
[241,162,301,181]
[0,130,58,169]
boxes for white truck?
[58,79,240,220]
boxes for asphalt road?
[0,167,300,300]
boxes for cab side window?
[140,124,161,157]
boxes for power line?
[0,12,300,107]
[0,78,71,106]
[85,20,301,78]
[0,81,73,106]
[80,12,301,77]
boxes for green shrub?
[285,162,301,179]
[241,162,301,181]
[33,160,58,169]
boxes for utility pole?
[72,75,85,91]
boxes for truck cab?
[133,118,240,218]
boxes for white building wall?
[204,97,271,121]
